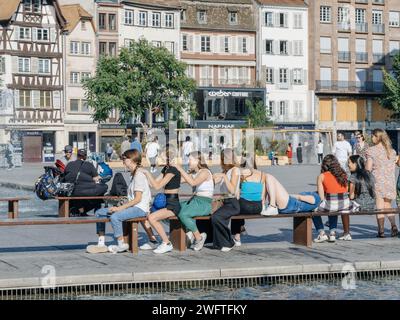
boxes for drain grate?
[1,269,400,300]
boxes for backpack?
[34,167,59,200]
[109,172,128,196]
[97,162,113,183]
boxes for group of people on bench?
[86,130,391,255]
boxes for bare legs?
[265,174,290,209]
[376,197,397,236]
[140,220,157,242]
[147,208,175,244]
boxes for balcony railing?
[277,82,291,90]
[338,51,351,62]
[219,78,253,86]
[372,0,385,5]
[356,23,368,33]
[355,0,368,3]
[372,24,385,34]
[316,80,384,93]
[373,54,385,64]
[356,52,368,63]
[338,22,351,32]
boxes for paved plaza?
[0,164,400,289]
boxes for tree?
[380,53,400,119]
[245,99,272,128]
[83,39,197,126]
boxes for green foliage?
[380,54,400,119]
[245,100,273,128]
[267,138,288,156]
[83,39,197,125]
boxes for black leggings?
[231,198,262,235]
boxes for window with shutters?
[164,41,175,54]
[293,40,303,56]
[224,37,229,53]
[198,10,207,24]
[280,41,288,55]
[265,12,273,27]
[185,65,194,78]
[40,91,51,108]
[356,8,366,23]
[109,42,117,56]
[165,13,174,28]
[139,11,147,26]
[320,6,331,23]
[201,36,210,52]
[266,68,274,84]
[109,14,117,30]
[81,100,90,113]
[125,10,134,25]
[242,38,247,53]
[37,28,49,41]
[18,58,30,73]
[81,42,91,55]
[23,0,32,12]
[293,13,303,29]
[229,12,238,25]
[279,13,288,27]
[338,7,350,23]
[38,59,50,74]
[181,10,186,22]
[99,13,106,30]
[389,11,400,27]
[182,35,188,51]
[70,41,79,55]
[372,10,382,24]
[70,72,80,85]
[19,28,31,40]
[268,101,275,116]
[19,90,31,108]
[293,69,303,85]
[152,12,161,27]
[279,68,288,83]
[33,0,41,13]
[265,40,273,54]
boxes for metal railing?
[356,52,368,63]
[356,23,368,33]
[372,0,384,4]
[337,22,351,31]
[316,80,384,93]
[338,51,351,62]
[373,54,385,64]
[372,24,385,34]
[356,0,368,3]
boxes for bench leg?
[8,201,18,219]
[293,217,312,247]
[170,219,186,252]
[58,200,69,218]
[127,221,139,255]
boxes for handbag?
[56,161,84,197]
[150,193,167,213]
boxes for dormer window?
[229,11,238,25]
[197,10,207,24]
[24,0,41,13]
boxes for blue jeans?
[95,206,146,239]
[312,216,338,234]
[279,192,321,214]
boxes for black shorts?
[239,198,262,215]
[166,197,181,215]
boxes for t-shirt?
[161,166,181,190]
[128,171,151,212]
[317,143,324,154]
[146,142,160,158]
[333,140,352,162]
[64,160,98,185]
[131,140,142,153]
[182,141,193,156]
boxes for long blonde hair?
[372,128,393,159]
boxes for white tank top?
[220,167,240,199]
[193,169,214,198]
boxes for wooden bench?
[1,208,399,255]
[0,197,30,219]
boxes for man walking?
[316,140,324,164]
[145,136,160,173]
[182,136,194,172]
[332,133,352,172]
[130,134,142,153]
[296,143,303,164]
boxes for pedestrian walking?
[286,143,293,165]
[106,144,114,162]
[182,136,194,173]
[296,143,303,164]
[316,140,324,164]
[5,140,14,170]
[145,136,160,173]
[332,133,352,173]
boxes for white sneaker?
[328,233,336,243]
[261,205,279,216]
[186,231,195,247]
[338,233,352,241]
[313,233,329,243]
[140,241,158,250]
[86,244,108,254]
[221,246,233,252]
[193,233,207,251]
[153,242,173,254]
[108,243,129,254]
[233,239,241,247]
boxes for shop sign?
[195,120,246,129]
[207,90,249,97]
[100,129,128,136]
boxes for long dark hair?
[122,149,142,178]
[321,154,347,187]
[220,148,238,173]
[348,155,375,198]
[189,151,209,173]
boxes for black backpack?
[34,167,59,200]
[109,173,128,196]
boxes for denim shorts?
[279,192,321,214]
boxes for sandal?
[391,226,398,237]
[376,231,385,238]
